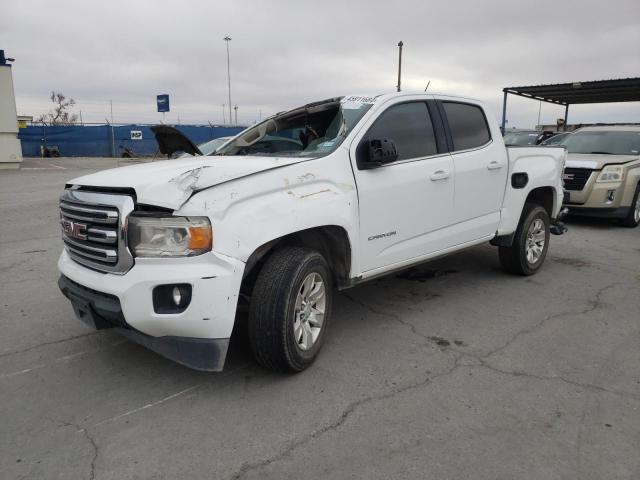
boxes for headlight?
[128,216,212,257]
[596,165,624,183]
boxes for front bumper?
[564,206,629,219]
[565,181,628,208]
[57,250,245,371]
[58,275,229,370]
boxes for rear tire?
[620,185,640,228]
[499,203,550,276]
[248,246,332,372]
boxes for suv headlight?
[596,165,624,183]
[128,216,212,257]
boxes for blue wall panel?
[18,124,245,157]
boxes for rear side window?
[367,102,438,161]
[443,102,491,151]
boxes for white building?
[0,50,23,169]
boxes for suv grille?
[59,189,135,274]
[563,167,594,191]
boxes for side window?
[442,102,491,151]
[367,102,438,161]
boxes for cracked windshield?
[216,96,375,157]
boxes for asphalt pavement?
[1,157,639,479]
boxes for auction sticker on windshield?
[342,95,376,109]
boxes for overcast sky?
[2,0,639,128]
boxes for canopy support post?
[501,91,508,133]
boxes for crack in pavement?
[78,426,98,480]
[228,355,464,480]
[344,282,639,400]
[480,282,621,361]
[342,292,433,345]
[468,361,640,401]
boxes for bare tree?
[36,91,78,125]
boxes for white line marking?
[0,364,46,379]
[58,351,88,362]
[90,385,202,428]
[0,339,129,380]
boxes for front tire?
[248,246,332,372]
[621,185,640,228]
[499,203,550,276]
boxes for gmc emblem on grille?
[563,173,575,180]
[61,219,88,240]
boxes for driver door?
[350,99,455,273]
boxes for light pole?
[222,104,226,125]
[224,36,232,125]
[234,105,238,125]
[396,41,403,92]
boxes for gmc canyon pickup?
[58,92,566,372]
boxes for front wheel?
[248,246,332,372]
[620,185,640,228]
[499,204,550,275]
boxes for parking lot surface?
[1,157,639,480]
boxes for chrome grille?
[59,189,135,274]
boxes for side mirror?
[356,138,398,170]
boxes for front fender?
[175,154,360,275]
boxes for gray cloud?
[1,0,639,127]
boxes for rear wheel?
[499,203,550,275]
[248,246,332,372]
[621,185,640,228]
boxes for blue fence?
[18,124,245,157]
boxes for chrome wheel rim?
[525,218,546,264]
[634,196,640,223]
[293,273,326,351]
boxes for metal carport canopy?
[501,77,640,131]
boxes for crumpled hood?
[565,153,639,170]
[68,155,305,209]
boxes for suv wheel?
[499,203,551,276]
[248,246,332,372]
[621,184,640,228]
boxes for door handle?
[430,170,450,181]
[487,161,503,170]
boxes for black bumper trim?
[115,329,229,372]
[58,275,229,371]
[58,275,125,329]
[565,206,629,219]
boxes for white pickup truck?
[58,92,566,372]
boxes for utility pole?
[222,104,226,125]
[224,36,232,125]
[109,100,115,158]
[396,41,403,92]
[234,105,238,125]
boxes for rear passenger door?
[350,99,455,273]
[438,100,507,240]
